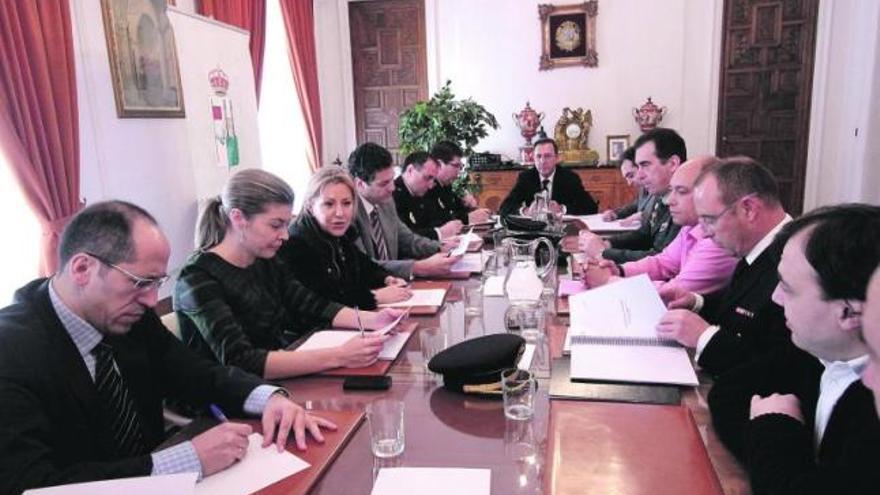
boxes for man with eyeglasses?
[428,140,492,226]
[498,137,598,218]
[0,201,334,493]
[655,157,793,375]
[393,151,463,240]
[707,204,880,494]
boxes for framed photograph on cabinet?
[606,135,630,163]
[100,0,185,118]
[539,2,598,70]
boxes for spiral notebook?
[566,275,698,387]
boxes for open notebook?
[566,275,698,387]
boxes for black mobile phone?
[343,375,392,391]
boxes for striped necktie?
[370,209,390,260]
[94,341,146,456]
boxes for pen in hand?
[354,306,365,338]
[209,403,229,423]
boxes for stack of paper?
[371,468,490,495]
[566,275,698,386]
[379,288,446,307]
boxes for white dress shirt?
[814,355,869,451]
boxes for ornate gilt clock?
[553,107,599,164]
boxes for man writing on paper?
[429,140,492,225]
[708,204,880,494]
[654,157,792,375]
[0,201,334,494]
[348,142,461,280]
[581,156,738,295]
[579,128,685,263]
[498,137,598,217]
[393,151,463,241]
[599,146,650,225]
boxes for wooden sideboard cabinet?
[469,166,637,213]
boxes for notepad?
[451,252,483,273]
[371,468,491,495]
[24,473,197,495]
[297,329,411,361]
[564,213,640,232]
[194,433,310,495]
[379,288,446,307]
[566,275,698,387]
[450,228,477,256]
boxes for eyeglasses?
[445,160,463,169]
[86,252,169,291]
[698,193,756,227]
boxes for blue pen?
[209,403,229,422]
[354,306,366,338]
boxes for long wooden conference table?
[238,275,752,495]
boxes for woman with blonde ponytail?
[174,169,402,379]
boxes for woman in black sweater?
[281,166,410,309]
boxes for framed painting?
[539,2,598,70]
[100,0,185,118]
[606,135,630,163]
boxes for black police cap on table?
[428,333,526,394]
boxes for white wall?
[804,0,880,209]
[316,0,724,164]
[71,0,260,296]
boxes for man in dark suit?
[656,157,792,375]
[708,204,880,494]
[428,140,492,225]
[348,142,460,280]
[579,128,687,263]
[393,151,462,240]
[0,201,334,493]
[498,137,597,217]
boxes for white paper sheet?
[297,330,410,361]
[451,252,483,273]
[564,213,640,232]
[194,433,310,495]
[450,228,476,256]
[379,288,446,307]
[518,343,536,371]
[371,468,491,495]
[24,473,197,495]
[568,274,667,340]
[483,275,505,296]
[569,343,699,386]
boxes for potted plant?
[398,80,498,197]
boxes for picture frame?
[606,135,630,163]
[100,0,185,118]
[539,2,598,70]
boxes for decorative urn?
[513,102,545,165]
[632,97,666,132]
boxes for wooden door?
[349,0,428,165]
[716,0,819,214]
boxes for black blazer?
[709,343,880,494]
[0,279,264,494]
[697,240,791,375]
[392,176,440,240]
[282,214,391,310]
[498,167,597,217]
[429,184,469,224]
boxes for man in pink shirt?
[582,156,738,294]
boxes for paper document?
[195,433,309,495]
[483,275,505,296]
[450,228,478,256]
[558,278,587,297]
[297,329,411,361]
[565,275,698,386]
[376,310,409,335]
[518,343,536,371]
[24,473,197,495]
[565,213,640,232]
[451,252,483,273]
[379,288,446,307]
[371,468,491,495]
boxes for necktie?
[541,179,550,192]
[369,209,390,261]
[94,341,146,456]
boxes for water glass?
[464,284,483,316]
[419,326,448,371]
[366,399,405,458]
[502,369,536,420]
[516,302,546,339]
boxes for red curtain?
[280,0,323,171]
[199,0,267,102]
[0,1,81,276]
